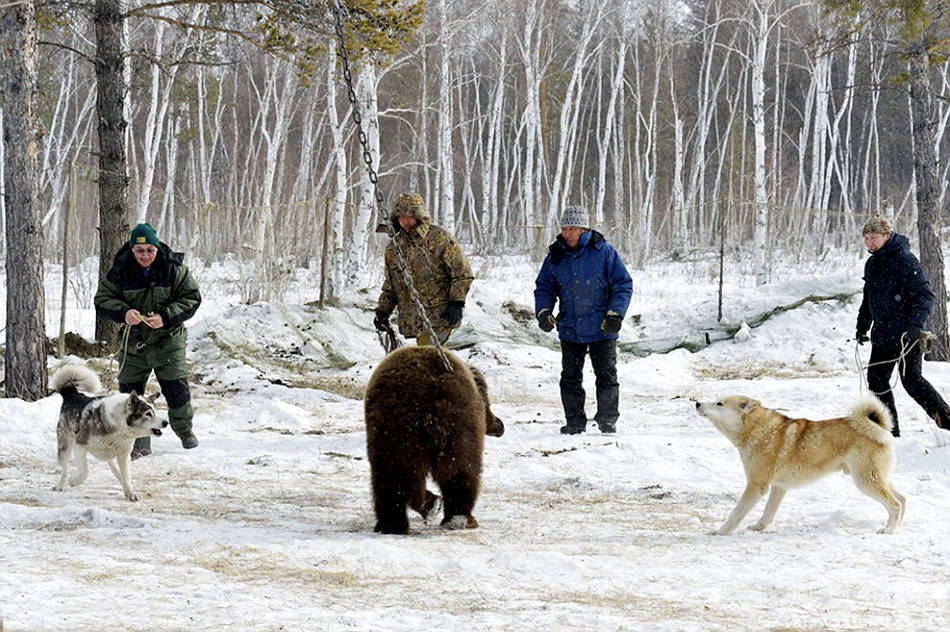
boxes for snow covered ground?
[1,253,948,631]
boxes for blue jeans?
[559,339,619,431]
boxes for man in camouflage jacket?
[374,193,474,346]
[95,222,202,458]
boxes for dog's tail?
[51,364,102,395]
[849,395,893,441]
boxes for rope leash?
[112,313,154,376]
[854,330,934,397]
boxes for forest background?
[4,0,950,386]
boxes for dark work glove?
[536,309,556,332]
[445,301,464,327]
[373,311,391,332]
[601,311,623,334]
[856,331,869,345]
[903,327,922,345]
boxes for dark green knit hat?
[129,223,159,248]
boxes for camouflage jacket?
[95,242,202,347]
[377,221,473,338]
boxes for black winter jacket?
[856,233,933,347]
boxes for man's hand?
[374,311,391,332]
[856,331,869,345]
[125,309,143,326]
[601,311,623,334]
[143,313,163,329]
[904,327,922,345]
[536,309,556,332]
[445,301,464,327]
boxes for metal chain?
[331,0,453,371]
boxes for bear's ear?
[485,413,504,437]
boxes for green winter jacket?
[95,242,202,349]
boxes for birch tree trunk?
[1,0,47,400]
[518,0,544,235]
[751,1,770,286]
[94,0,130,344]
[436,0,455,232]
[326,41,348,297]
[345,61,379,288]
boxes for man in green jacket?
[374,193,474,346]
[95,223,202,459]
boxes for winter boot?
[178,430,199,449]
[560,424,585,435]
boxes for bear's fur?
[364,346,505,534]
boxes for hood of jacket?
[869,232,910,260]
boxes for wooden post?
[58,161,76,358]
[319,195,330,309]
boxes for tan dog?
[695,395,905,534]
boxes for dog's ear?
[738,397,758,411]
[146,391,160,403]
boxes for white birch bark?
[344,61,380,289]
[436,0,455,232]
[750,1,770,287]
[326,40,348,296]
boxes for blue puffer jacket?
[856,232,933,347]
[534,230,633,343]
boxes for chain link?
[331,0,453,371]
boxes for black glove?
[601,311,623,334]
[856,331,869,345]
[445,301,464,327]
[904,327,922,345]
[373,311,391,332]
[536,309,556,332]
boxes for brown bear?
[364,345,505,534]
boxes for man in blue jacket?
[856,216,950,436]
[534,205,633,434]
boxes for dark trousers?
[867,341,950,436]
[559,339,619,430]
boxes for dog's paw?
[68,475,85,487]
[748,522,771,532]
[125,492,139,502]
[52,483,64,492]
[877,525,898,534]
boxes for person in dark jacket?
[534,205,633,434]
[95,223,203,458]
[856,216,950,437]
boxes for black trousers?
[867,341,950,436]
[559,339,619,430]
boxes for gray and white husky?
[52,365,167,501]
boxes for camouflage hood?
[389,193,432,235]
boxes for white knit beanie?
[559,205,589,228]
